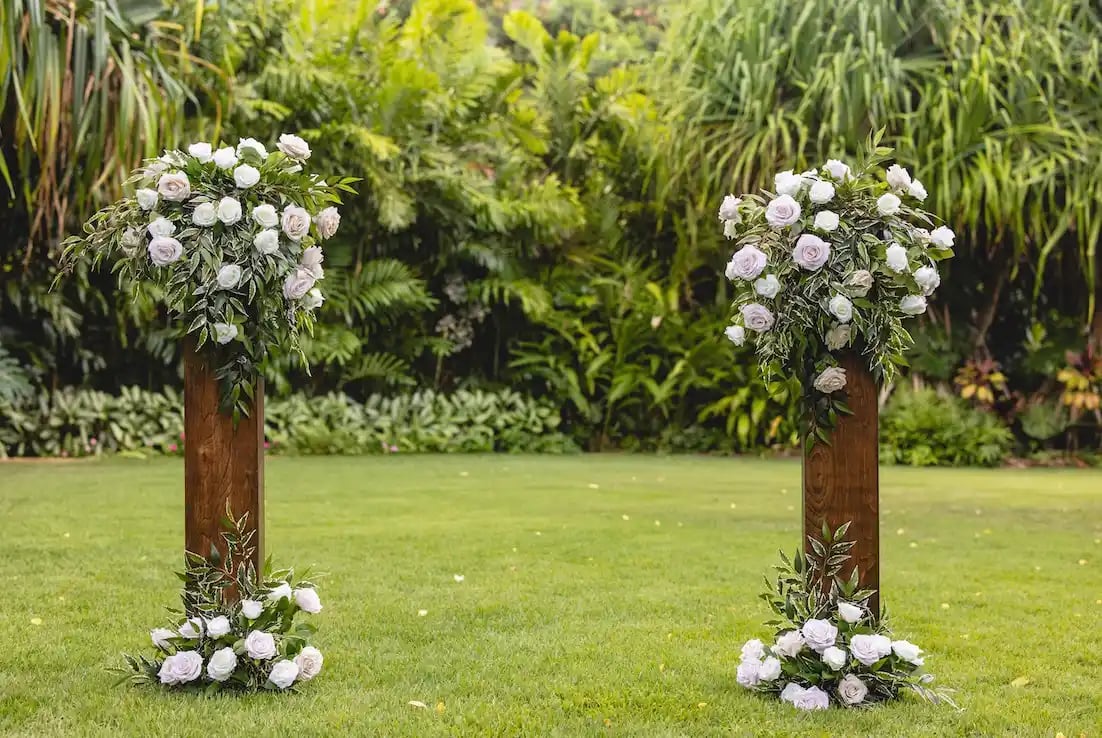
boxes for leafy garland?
[736,522,956,710]
[117,511,324,693]
[59,135,358,417]
[720,133,954,443]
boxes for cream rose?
[740,303,775,333]
[300,246,325,280]
[828,294,853,323]
[148,237,183,267]
[792,234,831,271]
[825,323,851,351]
[847,270,874,297]
[294,646,324,680]
[277,133,312,160]
[315,207,340,240]
[838,674,868,705]
[283,267,316,301]
[765,194,801,228]
[281,206,311,241]
[157,172,191,202]
[813,367,847,394]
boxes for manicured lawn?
[2,455,1101,736]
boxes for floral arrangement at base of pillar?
[59,134,357,417]
[718,131,954,444]
[737,522,955,710]
[117,513,324,693]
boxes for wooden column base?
[802,351,880,615]
[183,344,264,581]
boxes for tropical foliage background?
[3,0,1101,462]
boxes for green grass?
[2,455,1101,737]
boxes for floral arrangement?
[737,523,954,710]
[119,513,324,693]
[60,134,357,416]
[719,135,954,441]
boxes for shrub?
[879,387,1014,467]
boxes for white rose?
[293,587,322,614]
[302,288,325,311]
[930,225,955,247]
[908,179,928,201]
[213,146,238,170]
[892,640,925,666]
[792,234,831,271]
[792,685,830,711]
[150,627,176,649]
[821,646,847,670]
[281,205,311,241]
[774,170,804,196]
[217,196,242,225]
[718,194,742,222]
[722,219,739,239]
[188,142,213,162]
[838,674,868,705]
[251,203,279,228]
[300,246,325,280]
[147,217,176,238]
[206,646,238,682]
[233,164,261,189]
[254,229,280,255]
[913,265,940,295]
[147,237,183,267]
[268,659,299,689]
[813,367,847,394]
[837,601,863,624]
[724,244,767,281]
[900,294,928,315]
[813,210,839,232]
[885,242,909,273]
[192,202,218,227]
[828,294,853,323]
[236,137,269,160]
[913,227,931,244]
[740,303,774,333]
[772,630,805,658]
[779,683,805,704]
[316,206,341,240]
[850,634,892,666]
[724,325,746,346]
[241,600,263,619]
[808,180,835,204]
[244,630,277,660]
[136,188,159,211]
[157,172,191,202]
[754,274,780,299]
[757,656,782,682]
[213,323,238,345]
[283,267,316,301]
[178,617,204,639]
[216,264,242,290]
[206,615,231,638]
[765,194,801,228]
[847,270,874,297]
[740,639,766,662]
[877,192,902,216]
[294,646,324,680]
[825,323,851,351]
[157,650,203,685]
[121,227,143,249]
[267,582,292,602]
[277,133,312,160]
[886,164,912,190]
[735,658,761,688]
[144,159,170,179]
[823,159,851,181]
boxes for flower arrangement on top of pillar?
[59,133,356,417]
[719,132,954,444]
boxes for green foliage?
[0,386,574,458]
[879,387,1014,467]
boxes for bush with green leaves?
[0,387,574,458]
[879,387,1014,467]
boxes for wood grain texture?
[183,345,264,580]
[802,351,880,614]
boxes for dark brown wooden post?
[184,345,264,581]
[802,351,879,614]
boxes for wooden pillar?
[802,351,879,615]
[183,345,264,580]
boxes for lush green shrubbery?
[0,387,574,458]
[879,388,1014,467]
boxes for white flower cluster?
[737,600,927,709]
[151,584,324,691]
[718,153,954,408]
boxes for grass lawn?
[2,455,1101,737]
